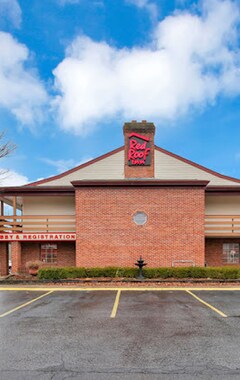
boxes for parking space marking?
[110,289,121,318]
[0,290,54,318]
[186,290,227,318]
[1,287,240,292]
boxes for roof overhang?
[206,186,240,195]
[71,179,209,187]
[0,186,74,196]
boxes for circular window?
[133,211,148,225]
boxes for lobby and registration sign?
[128,133,151,166]
[0,233,76,241]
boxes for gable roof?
[154,146,240,186]
[25,146,124,187]
[24,144,240,187]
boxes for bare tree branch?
[0,131,16,183]
[0,131,16,159]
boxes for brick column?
[0,243,8,276]
[11,242,21,274]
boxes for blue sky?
[0,0,240,185]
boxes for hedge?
[38,266,240,280]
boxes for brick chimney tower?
[123,120,155,178]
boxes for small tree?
[0,131,16,178]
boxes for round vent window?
[133,211,148,225]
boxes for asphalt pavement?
[0,288,240,379]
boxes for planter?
[28,268,39,276]
[26,260,42,276]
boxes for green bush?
[38,267,87,280]
[38,266,138,280]
[143,268,172,279]
[86,267,119,278]
[204,267,240,279]
[38,266,240,280]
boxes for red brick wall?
[205,238,240,266]
[75,187,205,267]
[21,242,75,270]
[12,242,21,274]
[0,243,8,276]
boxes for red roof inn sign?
[128,133,151,166]
[0,233,76,241]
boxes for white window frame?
[40,244,57,264]
[223,243,239,264]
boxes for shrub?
[86,267,119,278]
[38,266,240,280]
[116,267,138,278]
[38,267,138,280]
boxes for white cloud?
[0,32,48,126]
[53,0,240,135]
[126,0,158,20]
[0,0,22,29]
[57,0,81,5]
[41,157,93,173]
[41,158,77,173]
[76,156,94,165]
[57,0,104,7]
[0,169,28,186]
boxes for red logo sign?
[128,133,151,166]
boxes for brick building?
[1,120,240,275]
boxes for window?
[41,244,57,264]
[223,243,239,264]
[133,211,148,225]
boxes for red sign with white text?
[0,233,76,241]
[128,133,151,166]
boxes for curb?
[1,278,240,285]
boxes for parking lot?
[1,287,240,380]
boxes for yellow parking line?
[0,290,54,318]
[1,287,240,292]
[186,290,227,318]
[110,289,121,318]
